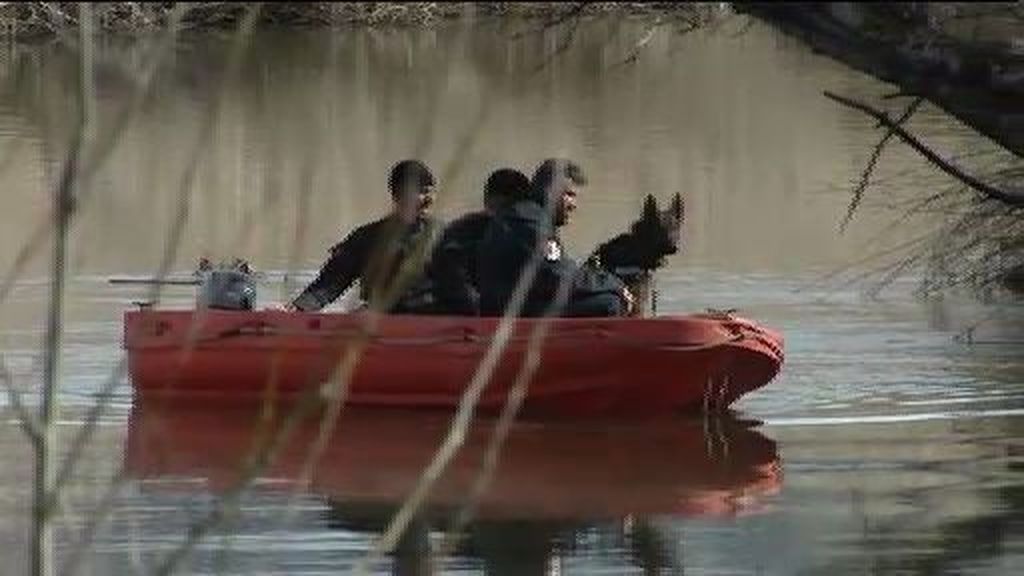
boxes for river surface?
[1,16,1023,575]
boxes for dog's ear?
[642,194,659,222]
[667,192,684,223]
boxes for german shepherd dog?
[590,193,684,316]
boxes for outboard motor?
[196,259,257,311]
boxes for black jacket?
[292,215,440,314]
[476,200,625,317]
[431,211,492,316]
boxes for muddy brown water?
[0,18,1022,575]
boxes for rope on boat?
[141,321,752,351]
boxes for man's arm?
[432,232,482,316]
[291,226,370,312]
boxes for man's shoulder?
[343,216,392,238]
[432,213,485,252]
[360,216,394,234]
[329,216,391,254]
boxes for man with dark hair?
[476,158,633,317]
[290,159,441,314]
[484,169,531,213]
[527,158,587,227]
[432,168,531,315]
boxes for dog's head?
[629,193,684,269]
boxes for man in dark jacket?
[290,160,441,314]
[431,168,531,315]
[476,159,633,317]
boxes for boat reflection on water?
[125,397,782,573]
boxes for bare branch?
[839,96,925,232]
[0,3,194,309]
[824,91,1024,207]
[531,6,586,73]
[613,19,662,67]
[354,245,550,572]
[46,360,126,512]
[355,179,575,573]
[0,356,42,447]
[32,4,91,573]
[59,463,136,576]
[510,2,589,40]
[142,15,503,573]
[48,4,215,522]
[436,261,578,559]
[728,15,756,38]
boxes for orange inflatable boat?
[124,309,784,417]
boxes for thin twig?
[0,355,42,447]
[59,462,136,576]
[0,3,194,310]
[729,15,756,38]
[53,8,261,575]
[31,5,90,573]
[48,3,221,514]
[272,15,494,527]
[800,229,936,294]
[45,360,126,512]
[269,19,501,536]
[151,56,468,575]
[824,91,1024,207]
[436,253,578,558]
[510,2,589,40]
[613,18,662,67]
[151,67,497,576]
[354,179,571,574]
[531,6,586,73]
[839,96,925,232]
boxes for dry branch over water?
[742,2,1024,295]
